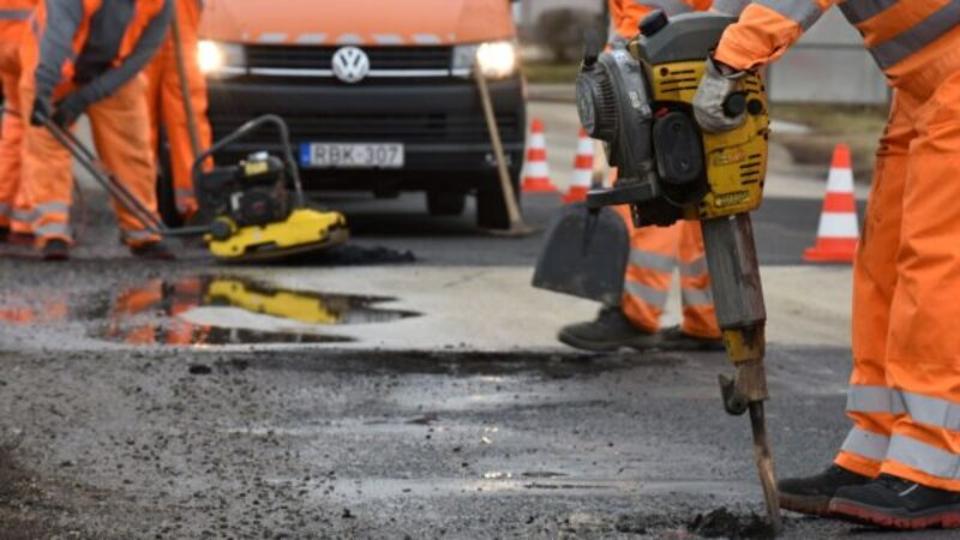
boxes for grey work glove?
[51,91,90,128]
[693,56,747,133]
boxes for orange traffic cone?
[804,143,859,263]
[564,128,594,203]
[521,118,558,194]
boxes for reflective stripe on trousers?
[34,221,70,238]
[848,384,960,431]
[841,384,960,480]
[123,229,158,244]
[679,256,713,307]
[624,279,669,309]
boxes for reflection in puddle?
[0,275,419,347]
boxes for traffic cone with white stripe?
[521,118,559,194]
[804,143,859,263]
[563,127,594,203]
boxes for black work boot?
[830,474,960,529]
[557,306,660,352]
[658,325,725,352]
[130,239,176,260]
[779,464,872,516]
[41,239,70,261]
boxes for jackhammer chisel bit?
[703,214,782,534]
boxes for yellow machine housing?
[206,208,349,262]
[639,55,770,220]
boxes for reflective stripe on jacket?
[0,0,36,44]
[715,1,960,76]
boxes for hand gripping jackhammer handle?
[702,213,782,535]
[42,117,168,236]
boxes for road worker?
[693,0,960,529]
[0,0,36,244]
[558,0,724,354]
[22,0,173,260]
[144,0,211,222]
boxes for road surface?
[2,103,941,539]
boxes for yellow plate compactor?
[47,114,348,263]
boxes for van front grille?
[244,45,453,72]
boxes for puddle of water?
[0,274,420,347]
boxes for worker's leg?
[619,208,682,333]
[827,69,960,530]
[677,220,721,339]
[0,41,24,233]
[777,91,915,517]
[557,205,672,352]
[833,91,915,479]
[86,76,163,247]
[163,4,212,219]
[144,42,167,160]
[877,71,960,494]
[19,82,73,247]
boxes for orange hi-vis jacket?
[0,0,33,44]
[714,1,960,88]
[609,0,714,44]
[25,0,170,102]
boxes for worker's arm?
[713,1,838,71]
[74,0,172,104]
[33,0,85,104]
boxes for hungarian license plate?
[300,143,404,169]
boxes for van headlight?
[453,41,518,79]
[198,40,246,77]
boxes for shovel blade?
[532,203,628,305]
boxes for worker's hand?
[29,97,53,127]
[51,93,89,128]
[693,56,747,133]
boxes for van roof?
[201,0,515,46]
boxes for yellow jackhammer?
[574,12,781,531]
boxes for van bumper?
[205,76,527,191]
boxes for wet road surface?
[0,191,943,539]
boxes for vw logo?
[332,46,370,83]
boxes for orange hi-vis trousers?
[0,39,30,233]
[144,0,211,219]
[616,205,720,339]
[20,75,162,247]
[835,50,960,492]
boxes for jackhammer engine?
[577,11,781,531]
